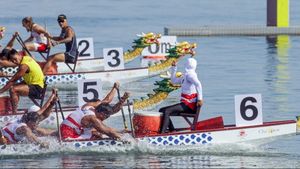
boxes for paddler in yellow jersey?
[0,48,45,114]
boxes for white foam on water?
[0,136,282,159]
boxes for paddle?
[55,102,62,143]
[15,34,32,57]
[127,99,135,138]
[116,87,128,130]
[55,92,65,120]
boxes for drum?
[133,111,163,137]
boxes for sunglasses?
[57,19,65,23]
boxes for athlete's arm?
[101,82,119,104]
[5,32,18,49]
[187,74,203,106]
[33,24,48,35]
[56,27,73,44]
[0,64,28,93]
[90,116,121,139]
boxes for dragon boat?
[0,40,196,88]
[0,109,299,151]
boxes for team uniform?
[31,24,48,52]
[159,58,203,133]
[0,120,27,144]
[59,26,78,63]
[21,55,45,98]
[60,107,95,140]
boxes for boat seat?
[29,80,48,107]
[65,53,79,73]
[175,106,201,130]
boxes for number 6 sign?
[235,94,263,127]
[77,79,102,107]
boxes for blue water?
[1,0,300,168]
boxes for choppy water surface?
[1,0,300,168]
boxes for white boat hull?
[0,119,297,151]
[0,67,150,88]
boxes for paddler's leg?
[43,53,65,74]
[24,42,37,52]
[159,103,185,133]
[9,84,30,113]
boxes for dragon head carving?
[168,41,197,58]
[134,32,161,48]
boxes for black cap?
[95,103,113,117]
[0,48,11,59]
[57,14,67,21]
[21,112,39,123]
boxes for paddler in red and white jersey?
[159,57,203,133]
[0,88,59,147]
[60,82,129,141]
[22,17,49,53]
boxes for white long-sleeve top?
[170,59,203,102]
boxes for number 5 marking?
[82,81,99,102]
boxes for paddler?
[0,88,58,147]
[43,14,78,74]
[159,57,203,133]
[0,32,22,69]
[0,48,45,113]
[22,16,49,53]
[60,82,130,140]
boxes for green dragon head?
[167,41,197,58]
[133,32,161,48]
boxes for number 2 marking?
[78,40,90,57]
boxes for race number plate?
[77,79,102,107]
[235,94,263,127]
[77,38,95,59]
[103,47,125,70]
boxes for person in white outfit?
[22,17,49,52]
[159,57,203,133]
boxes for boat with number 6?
[1,108,299,150]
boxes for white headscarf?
[185,57,197,73]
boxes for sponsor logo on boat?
[238,130,247,138]
[258,128,279,134]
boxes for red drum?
[133,111,163,137]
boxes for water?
[1,0,300,168]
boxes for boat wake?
[0,136,288,159]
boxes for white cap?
[28,105,41,113]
